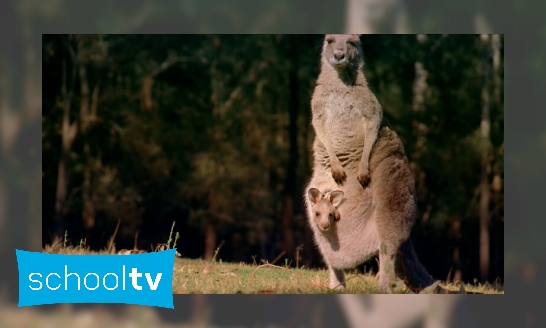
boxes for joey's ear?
[330,191,344,207]
[308,188,322,205]
[334,209,341,222]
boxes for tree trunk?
[281,196,294,257]
[479,34,491,283]
[54,48,78,237]
[141,73,154,111]
[411,34,429,200]
[204,221,217,261]
[490,34,502,280]
[81,143,95,230]
[491,35,501,108]
[78,51,96,230]
[281,35,300,258]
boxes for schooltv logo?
[16,249,176,308]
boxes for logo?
[16,249,175,308]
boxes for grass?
[170,257,503,294]
[172,258,384,294]
[43,225,503,295]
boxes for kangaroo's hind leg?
[329,265,346,290]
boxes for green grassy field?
[44,230,503,295]
[173,257,380,294]
[171,257,503,294]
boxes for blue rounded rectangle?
[16,249,175,309]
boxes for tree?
[281,35,300,257]
[53,36,78,236]
[479,34,491,283]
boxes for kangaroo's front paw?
[357,169,370,187]
[331,163,347,184]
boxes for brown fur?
[305,34,433,293]
[312,34,382,187]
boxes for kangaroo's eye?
[326,39,334,44]
[348,41,356,47]
[315,212,320,217]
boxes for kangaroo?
[311,33,382,187]
[306,34,433,293]
[308,188,344,231]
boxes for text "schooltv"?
[16,249,176,308]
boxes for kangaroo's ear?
[308,188,322,205]
[330,190,344,207]
[325,34,335,43]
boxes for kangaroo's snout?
[320,221,331,231]
[333,50,346,62]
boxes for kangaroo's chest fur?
[323,91,367,147]
[312,84,379,169]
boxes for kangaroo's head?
[308,188,344,232]
[322,34,363,70]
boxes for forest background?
[42,34,504,285]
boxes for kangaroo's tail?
[396,238,435,291]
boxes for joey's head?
[308,188,344,232]
[322,34,363,70]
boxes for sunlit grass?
[44,228,503,295]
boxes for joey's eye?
[315,212,320,217]
[326,39,334,44]
[348,41,356,47]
